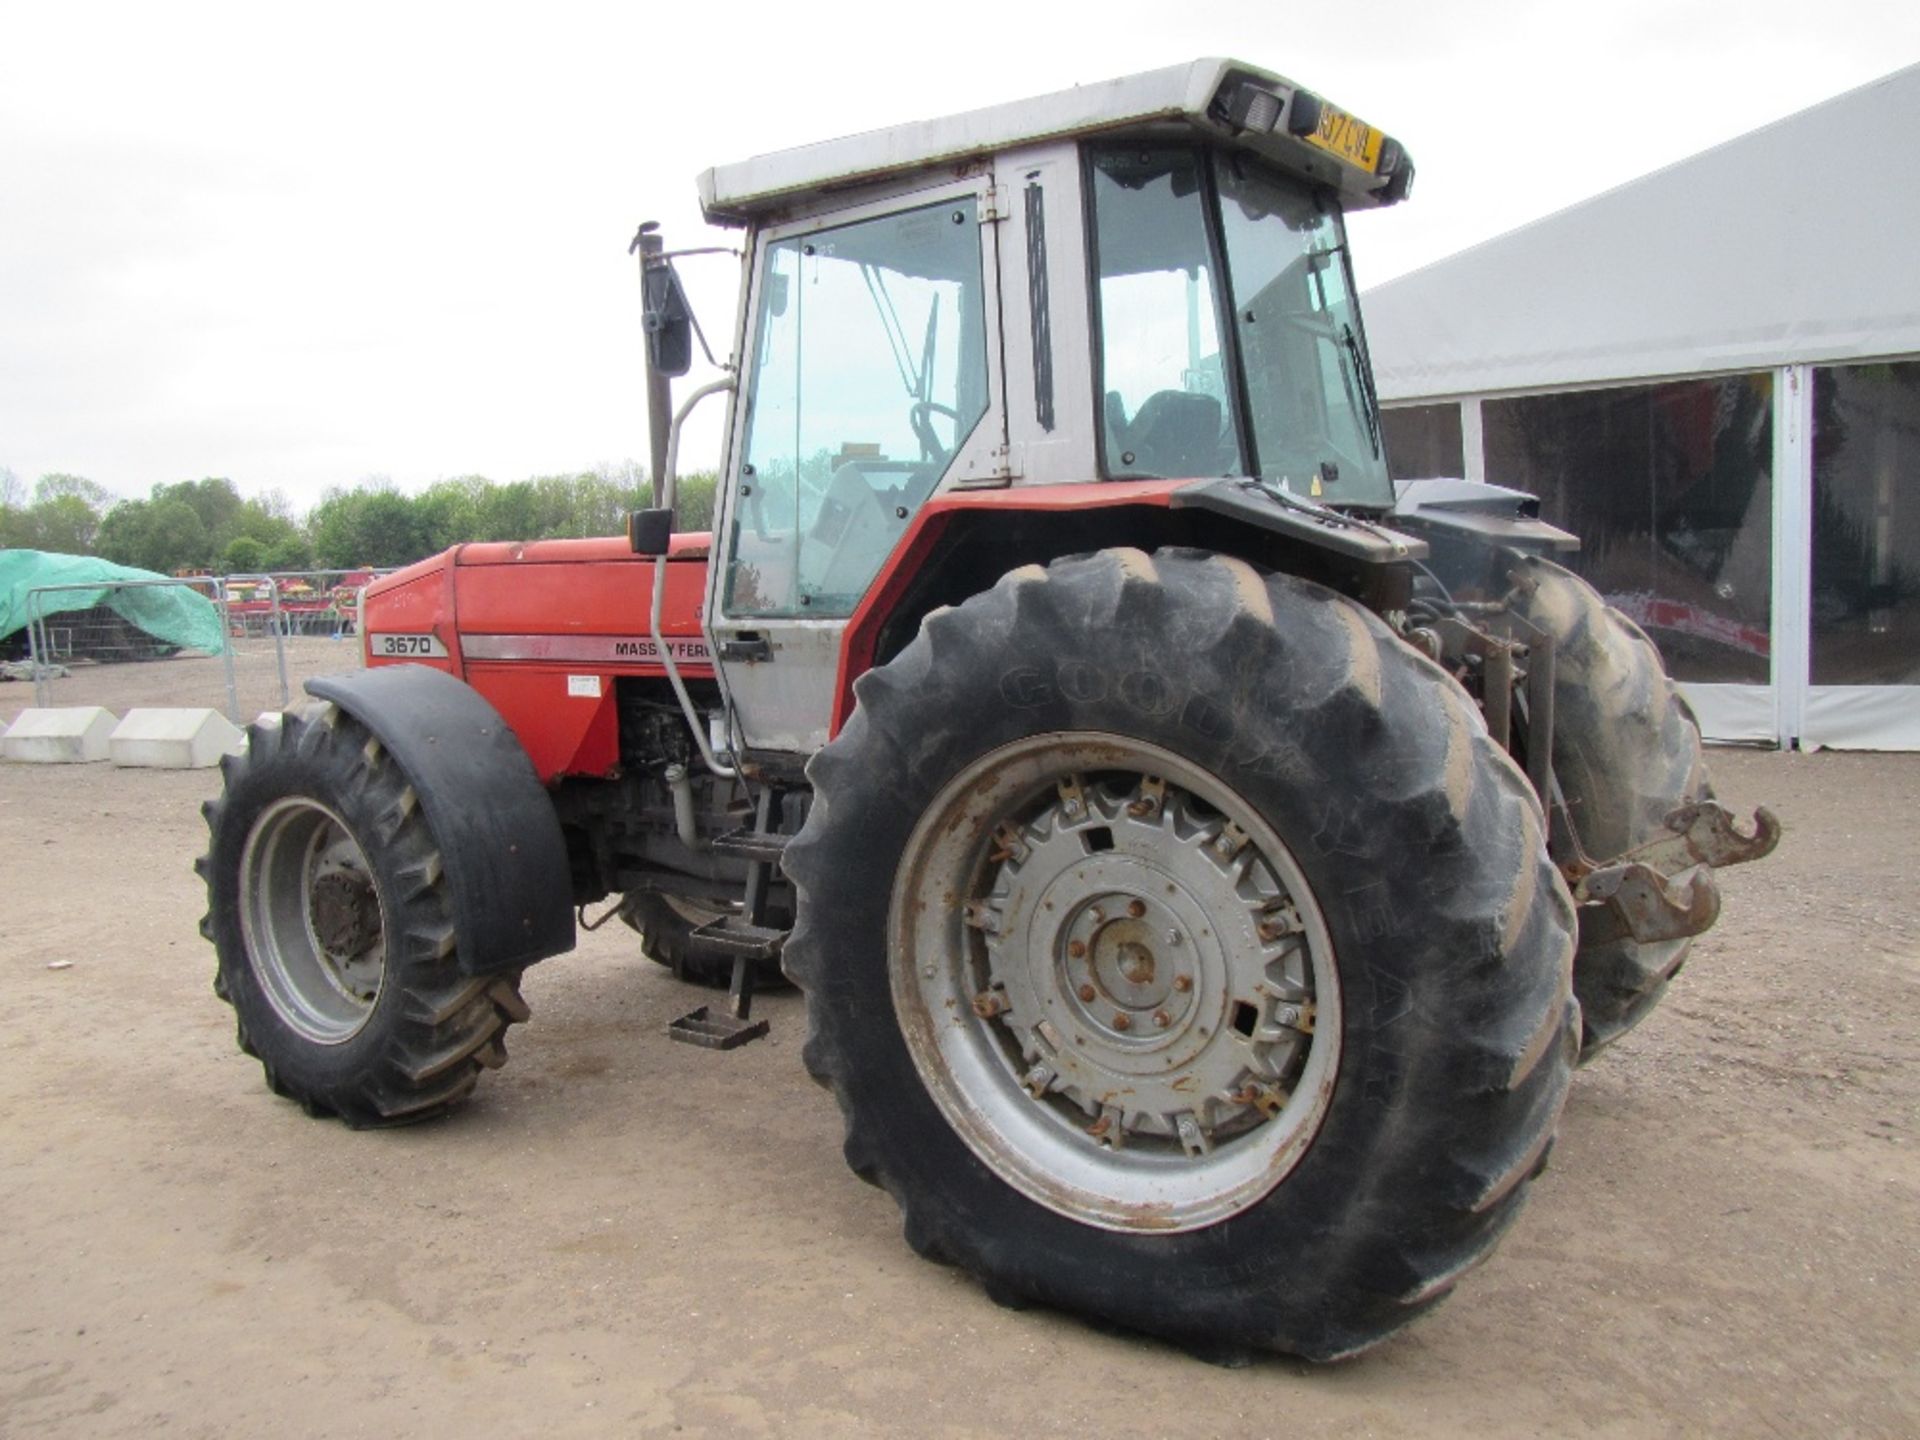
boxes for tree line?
[0,465,719,575]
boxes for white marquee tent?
[1364,63,1920,749]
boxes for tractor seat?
[1123,389,1223,477]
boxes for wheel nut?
[1153,1010,1170,1028]
[1167,929,1183,946]
[1067,939,1087,960]
[1077,984,1096,1002]
[1112,1013,1131,1031]
[1089,907,1105,924]
[1127,899,1146,918]
[1173,974,1193,992]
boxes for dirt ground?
[0,729,1914,1437]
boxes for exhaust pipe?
[664,762,705,852]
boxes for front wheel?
[785,549,1579,1360]
[198,703,529,1126]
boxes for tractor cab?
[646,59,1417,751]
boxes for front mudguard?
[306,664,575,976]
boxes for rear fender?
[306,664,576,976]
[1387,478,1579,553]
[828,479,1424,735]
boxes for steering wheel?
[910,400,963,464]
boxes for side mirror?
[642,264,694,378]
[628,506,674,556]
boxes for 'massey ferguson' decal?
[461,634,713,664]
[370,632,449,658]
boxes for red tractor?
[199,59,1775,1360]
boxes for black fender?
[1170,476,1429,562]
[1387,478,1580,553]
[306,664,576,976]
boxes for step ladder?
[668,785,790,1050]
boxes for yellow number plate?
[1302,104,1384,173]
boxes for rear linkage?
[1561,800,1781,947]
[1387,488,1780,950]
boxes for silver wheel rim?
[238,797,387,1044]
[889,734,1341,1233]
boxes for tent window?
[1382,403,1464,480]
[1482,375,1774,685]
[1811,359,1920,685]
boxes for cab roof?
[697,57,1412,226]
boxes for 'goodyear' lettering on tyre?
[1001,660,1237,747]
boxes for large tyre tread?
[201,704,528,1128]
[1513,558,1711,1058]
[785,548,1579,1361]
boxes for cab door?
[706,173,1007,755]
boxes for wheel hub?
[892,736,1343,1230]
[310,870,379,962]
[980,778,1311,1151]
[238,797,388,1042]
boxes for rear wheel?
[198,703,528,1126]
[785,548,1579,1360]
[1511,557,1711,1059]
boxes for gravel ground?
[0,740,1913,1439]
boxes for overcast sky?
[4,0,1917,512]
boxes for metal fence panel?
[21,571,375,724]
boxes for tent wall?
[1382,355,1920,750]
[1363,67,1920,405]
[1363,65,1920,750]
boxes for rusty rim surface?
[889,733,1340,1232]
[239,797,388,1044]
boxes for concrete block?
[108,708,246,769]
[1,707,118,763]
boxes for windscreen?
[1089,144,1393,507]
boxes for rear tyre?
[785,549,1579,1360]
[620,892,788,990]
[198,702,529,1126]
[1510,557,1711,1059]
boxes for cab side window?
[728,199,990,616]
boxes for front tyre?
[198,703,529,1126]
[785,549,1579,1360]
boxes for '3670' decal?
[369,632,448,658]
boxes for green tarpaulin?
[0,550,227,654]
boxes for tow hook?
[1572,802,1781,948]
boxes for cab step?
[667,1004,770,1050]
[688,917,787,960]
[710,828,792,865]
[670,788,787,1052]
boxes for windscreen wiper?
[1341,322,1382,459]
